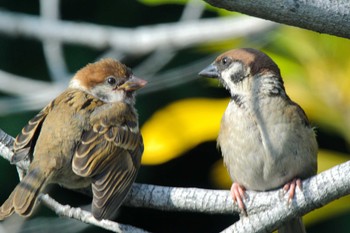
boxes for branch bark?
[39,194,150,233]
[1,128,350,232]
[203,0,350,39]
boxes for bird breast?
[218,96,317,191]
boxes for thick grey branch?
[1,129,350,232]
[203,0,350,39]
[221,161,350,232]
[128,161,350,233]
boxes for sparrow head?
[70,58,147,104]
[199,48,284,97]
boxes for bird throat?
[231,94,244,108]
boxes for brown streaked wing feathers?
[72,118,143,220]
[91,148,139,220]
[72,122,142,177]
[12,101,53,163]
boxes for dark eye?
[221,57,231,66]
[107,76,116,86]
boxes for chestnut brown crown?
[70,58,147,103]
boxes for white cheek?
[221,63,247,95]
[95,88,134,104]
[69,78,86,91]
[108,91,126,103]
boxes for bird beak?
[198,63,220,78]
[118,75,147,91]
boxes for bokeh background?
[0,0,350,232]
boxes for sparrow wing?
[72,117,143,220]
[12,101,54,163]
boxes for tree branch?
[39,194,150,233]
[203,0,350,39]
[0,9,276,55]
[1,128,350,232]
[39,0,69,82]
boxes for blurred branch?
[40,0,69,82]
[1,129,350,233]
[0,69,64,97]
[203,0,350,39]
[0,7,276,116]
[133,0,205,78]
[139,55,214,94]
[0,69,64,115]
[180,0,206,21]
[0,9,276,55]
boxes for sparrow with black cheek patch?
[0,58,147,220]
[199,48,317,233]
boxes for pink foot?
[283,178,302,203]
[230,182,247,216]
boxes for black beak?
[198,64,220,78]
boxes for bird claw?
[283,178,302,204]
[230,182,247,216]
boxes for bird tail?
[278,217,306,233]
[0,167,50,220]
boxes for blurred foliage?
[139,0,238,16]
[0,0,349,233]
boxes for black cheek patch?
[231,94,244,107]
[230,68,245,84]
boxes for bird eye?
[107,77,116,86]
[222,57,231,66]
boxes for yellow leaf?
[141,98,229,165]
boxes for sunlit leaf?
[141,98,228,165]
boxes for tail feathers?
[0,167,49,220]
[0,191,15,220]
[278,217,306,233]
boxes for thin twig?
[39,194,150,233]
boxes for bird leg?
[283,178,302,203]
[230,182,247,216]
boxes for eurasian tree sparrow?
[0,58,146,220]
[199,48,317,233]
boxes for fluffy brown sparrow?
[0,58,146,220]
[199,48,317,233]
